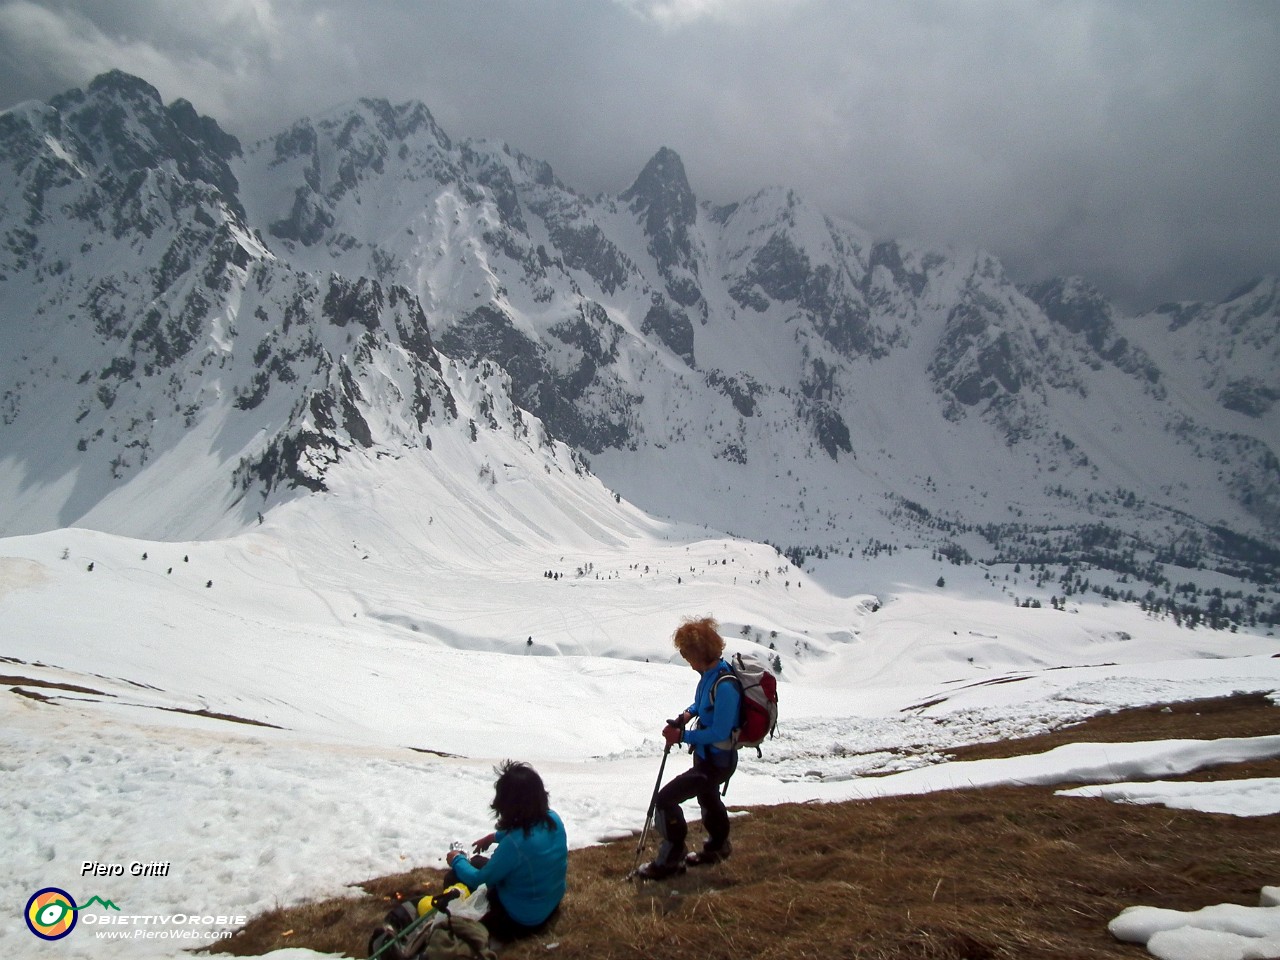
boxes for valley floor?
[4,514,1280,960]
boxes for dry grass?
[212,693,1280,960]
[944,692,1280,762]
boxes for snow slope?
[3,450,1279,959]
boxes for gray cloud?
[1,0,1277,312]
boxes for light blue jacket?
[450,810,567,927]
[681,659,741,758]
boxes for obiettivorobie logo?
[24,888,120,940]
[24,885,246,944]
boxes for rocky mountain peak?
[1145,275,1279,419]
[1022,276,1115,344]
[82,69,165,109]
[255,94,464,248]
[167,98,242,163]
[621,146,700,305]
[621,146,695,225]
[1220,275,1277,306]
[1021,276,1161,386]
[356,97,450,149]
[40,70,242,204]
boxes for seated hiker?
[637,616,740,880]
[444,760,568,941]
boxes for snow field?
[2,454,1279,959]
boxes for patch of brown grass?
[213,693,1280,960]
[944,693,1280,762]
[207,866,448,957]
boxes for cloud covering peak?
[1,0,1277,311]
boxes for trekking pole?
[629,718,682,878]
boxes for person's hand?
[662,723,683,747]
[472,832,497,853]
[446,849,463,866]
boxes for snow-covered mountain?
[1,71,1276,602]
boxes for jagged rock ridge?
[0,72,1276,587]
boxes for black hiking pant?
[654,750,737,860]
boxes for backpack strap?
[708,666,742,752]
[708,669,739,704]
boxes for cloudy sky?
[1,0,1276,311]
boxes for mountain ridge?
[1,72,1276,607]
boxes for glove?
[662,723,683,747]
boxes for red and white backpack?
[711,650,779,755]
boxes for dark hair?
[491,760,554,835]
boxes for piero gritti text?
[82,861,172,877]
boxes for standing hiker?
[444,760,568,941]
[637,616,741,880]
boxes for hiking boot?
[686,840,731,866]
[367,900,418,959]
[368,923,410,960]
[635,857,687,880]
[384,901,418,931]
[368,928,392,958]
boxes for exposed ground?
[212,693,1280,960]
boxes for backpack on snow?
[710,650,779,756]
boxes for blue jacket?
[450,810,567,927]
[681,659,741,759]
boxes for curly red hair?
[672,616,725,665]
